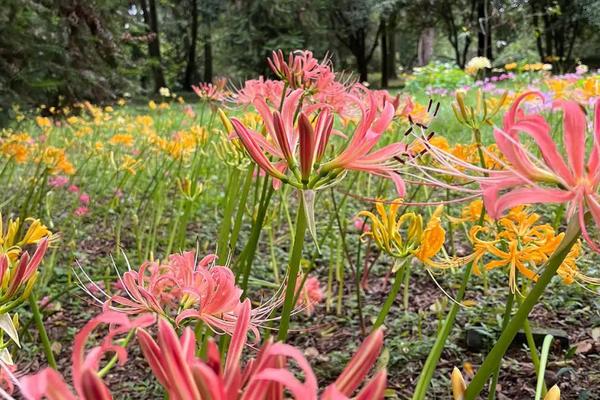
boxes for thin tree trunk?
[357,50,368,83]
[387,13,398,79]
[418,27,435,66]
[183,0,199,89]
[204,29,213,83]
[140,0,166,91]
[380,19,389,88]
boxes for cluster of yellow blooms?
[456,202,595,293]
[360,198,596,294]
[0,215,54,363]
[0,99,211,179]
[359,200,464,270]
[545,76,600,102]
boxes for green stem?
[411,262,473,400]
[487,292,515,400]
[98,329,135,378]
[523,317,547,395]
[239,179,274,294]
[535,335,554,400]
[402,262,412,310]
[372,259,407,330]
[28,294,57,369]
[277,197,308,341]
[229,166,255,253]
[217,168,241,261]
[464,218,580,400]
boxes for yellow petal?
[451,367,466,400]
[544,385,560,400]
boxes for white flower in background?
[159,87,171,97]
[465,57,491,75]
[576,64,589,75]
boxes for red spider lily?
[137,299,387,400]
[236,78,285,107]
[230,88,406,195]
[192,78,228,103]
[267,50,334,91]
[81,251,275,338]
[0,238,48,311]
[103,260,173,317]
[168,252,245,334]
[481,93,600,251]
[320,91,406,195]
[294,274,323,315]
[8,312,154,400]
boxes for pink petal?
[554,100,587,178]
[334,328,383,396]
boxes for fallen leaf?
[575,341,593,354]
[591,327,600,342]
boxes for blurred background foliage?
[1,0,600,122]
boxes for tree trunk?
[183,0,199,89]
[204,29,213,83]
[418,27,435,66]
[387,14,398,79]
[357,51,368,83]
[380,19,389,88]
[476,0,492,59]
[140,0,166,91]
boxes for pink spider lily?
[192,78,228,103]
[481,93,600,251]
[267,49,335,91]
[230,87,406,195]
[4,311,154,400]
[294,274,323,315]
[235,78,285,107]
[0,238,48,313]
[79,251,278,338]
[137,299,387,400]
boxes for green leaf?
[0,313,19,347]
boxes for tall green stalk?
[238,176,274,294]
[372,259,408,330]
[216,168,241,261]
[277,196,308,341]
[412,262,473,400]
[229,166,255,253]
[28,294,57,369]
[464,218,580,399]
[487,292,514,400]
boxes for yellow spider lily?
[358,199,422,259]
[359,200,472,269]
[451,367,561,400]
[463,205,598,293]
[0,216,55,260]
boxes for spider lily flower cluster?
[0,216,53,360]
[81,251,283,337]
[137,300,386,400]
[358,199,470,269]
[192,77,228,104]
[227,51,409,196]
[2,311,155,400]
[229,88,405,195]
[481,94,600,252]
[452,89,508,130]
[457,203,594,293]
[0,302,386,400]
